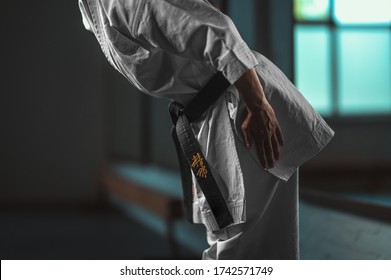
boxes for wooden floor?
[0,205,196,260]
[1,200,390,260]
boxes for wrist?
[234,68,266,111]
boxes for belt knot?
[168,101,185,125]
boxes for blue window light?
[334,0,391,26]
[294,0,391,116]
[294,0,331,21]
[294,25,333,115]
[337,29,391,114]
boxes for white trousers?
[202,139,299,260]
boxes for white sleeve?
[100,0,259,84]
[78,0,93,32]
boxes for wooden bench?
[300,188,391,224]
[96,164,185,258]
[300,160,391,193]
[300,160,391,223]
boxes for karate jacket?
[79,0,335,231]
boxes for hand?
[234,68,284,169]
[241,97,284,169]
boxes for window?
[294,0,391,116]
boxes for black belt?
[169,72,233,229]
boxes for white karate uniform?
[79,0,334,259]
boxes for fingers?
[264,134,275,168]
[241,110,253,149]
[242,125,252,149]
[241,107,284,170]
[255,141,268,169]
[276,126,284,146]
[271,134,280,161]
[256,129,282,170]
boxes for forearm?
[233,68,266,111]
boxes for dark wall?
[314,118,391,163]
[254,0,293,79]
[104,65,143,161]
[0,1,108,202]
[150,98,179,169]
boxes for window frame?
[293,0,391,119]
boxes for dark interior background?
[1,0,390,260]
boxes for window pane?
[334,0,391,25]
[294,0,330,21]
[294,25,332,115]
[337,29,391,114]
